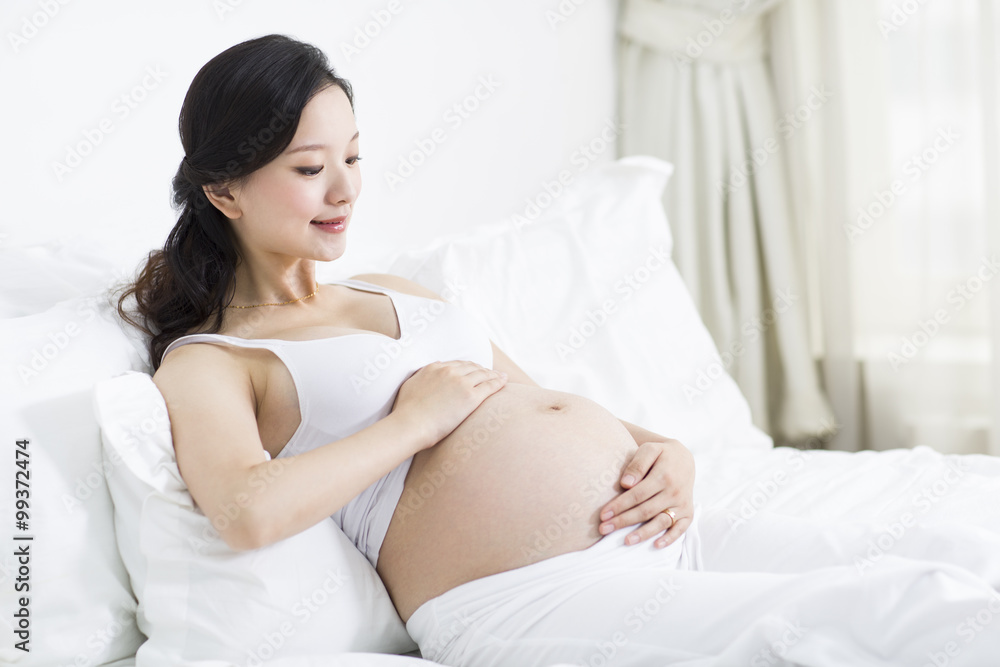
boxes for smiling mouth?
[311,216,347,225]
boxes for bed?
[5,2,1000,664]
[3,156,1000,666]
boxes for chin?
[312,245,347,263]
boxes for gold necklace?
[226,283,320,309]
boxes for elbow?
[212,505,273,552]
[221,525,262,552]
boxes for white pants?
[406,505,1000,667]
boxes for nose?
[325,163,360,206]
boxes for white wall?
[2,0,618,275]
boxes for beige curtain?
[983,0,1000,457]
[771,0,999,456]
[617,0,837,446]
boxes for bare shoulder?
[151,339,261,470]
[153,340,253,400]
[349,273,445,301]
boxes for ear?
[203,183,243,220]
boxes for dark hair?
[117,34,353,371]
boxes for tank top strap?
[329,277,396,296]
[158,278,404,367]
[160,332,282,366]
[328,277,412,336]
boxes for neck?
[229,252,319,307]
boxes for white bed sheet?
[692,444,999,529]
[679,444,1000,665]
[403,445,1000,666]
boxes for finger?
[653,516,692,549]
[468,373,507,402]
[475,374,507,396]
[599,490,679,535]
[438,363,489,380]
[466,368,507,386]
[599,472,672,525]
[456,359,490,371]
[618,442,661,489]
[433,359,487,373]
[621,509,683,546]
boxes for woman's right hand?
[391,360,507,448]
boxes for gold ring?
[662,508,677,526]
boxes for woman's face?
[224,84,362,263]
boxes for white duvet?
[693,444,999,546]
[674,444,1000,666]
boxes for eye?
[296,166,323,176]
[347,156,363,165]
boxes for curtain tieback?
[618,0,768,64]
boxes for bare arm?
[154,342,503,551]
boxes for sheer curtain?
[616,0,837,448]
[619,0,999,454]
[983,0,1000,456]
[769,0,998,455]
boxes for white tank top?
[160,278,494,567]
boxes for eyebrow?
[285,131,360,154]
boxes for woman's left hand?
[597,439,695,549]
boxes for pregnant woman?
[120,34,1000,666]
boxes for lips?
[311,215,347,234]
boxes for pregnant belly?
[377,382,637,622]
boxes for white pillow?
[93,371,418,666]
[388,156,772,453]
[0,240,129,319]
[0,296,146,666]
